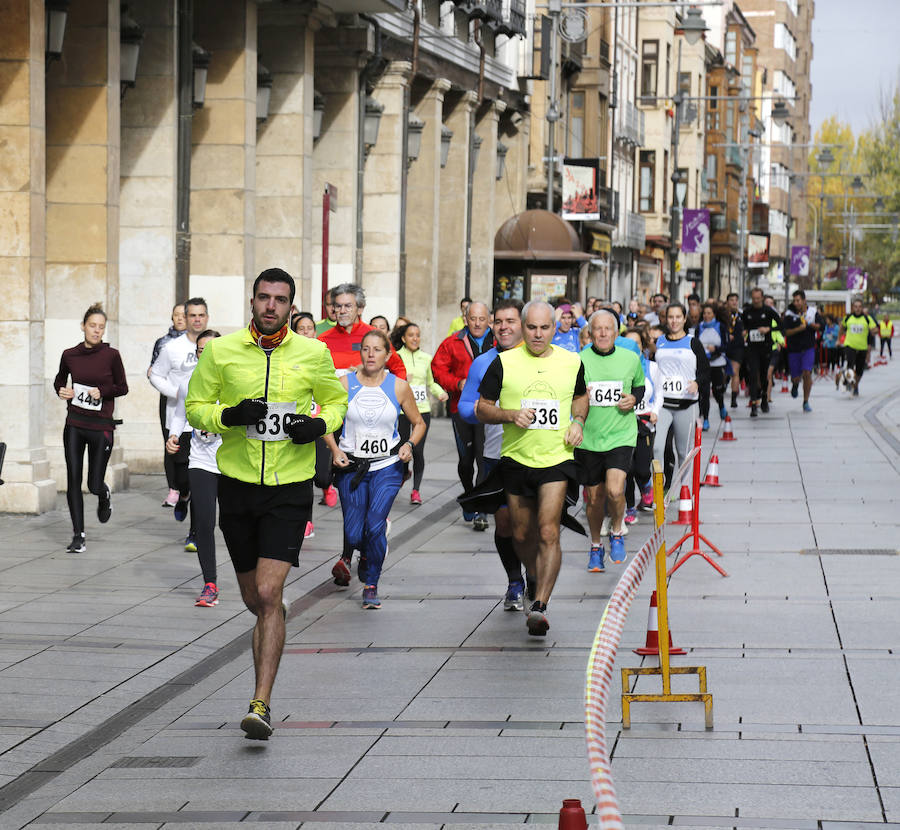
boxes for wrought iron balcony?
[491,0,526,36]
[614,100,645,147]
[613,210,646,249]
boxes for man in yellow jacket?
[186,268,347,740]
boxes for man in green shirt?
[477,301,588,637]
[576,309,645,570]
[315,288,337,336]
[840,298,877,396]
[447,296,471,337]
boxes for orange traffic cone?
[634,591,687,656]
[670,485,692,525]
[558,799,588,829]
[780,376,789,393]
[702,454,721,487]
[721,415,736,441]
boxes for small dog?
[834,367,857,394]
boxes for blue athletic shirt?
[459,346,503,460]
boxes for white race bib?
[662,376,689,397]
[522,398,560,430]
[71,383,102,411]
[850,323,865,335]
[246,401,297,442]
[749,329,765,343]
[355,430,394,458]
[635,396,649,415]
[588,381,623,407]
[194,429,218,444]
[411,384,428,405]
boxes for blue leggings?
[335,460,404,587]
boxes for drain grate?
[802,548,898,556]
[110,756,200,768]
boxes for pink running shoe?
[639,486,654,510]
[410,489,422,505]
[323,485,338,508]
[304,521,315,539]
[162,488,179,508]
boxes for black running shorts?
[499,457,577,500]
[575,445,633,484]
[218,476,312,573]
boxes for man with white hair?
[476,301,588,637]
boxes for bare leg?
[802,369,812,403]
[507,494,538,579]
[605,469,627,534]
[584,483,607,545]
[235,557,292,704]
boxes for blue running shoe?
[803,401,812,413]
[719,405,728,420]
[503,580,525,611]
[702,418,710,431]
[588,545,605,573]
[362,585,381,609]
[462,509,476,522]
[609,533,627,564]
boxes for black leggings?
[399,412,431,490]
[881,339,892,357]
[314,437,332,490]
[63,425,112,535]
[161,395,176,489]
[450,412,485,493]
[188,468,218,584]
[699,366,726,418]
[846,347,867,384]
[625,429,654,509]
[744,347,768,403]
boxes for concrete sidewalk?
[0,359,899,829]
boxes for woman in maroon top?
[53,304,129,553]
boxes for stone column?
[191,0,257,328]
[470,99,505,304]
[437,90,476,346]
[0,0,55,512]
[257,6,319,310]
[405,78,451,340]
[117,0,177,472]
[361,61,411,323]
[45,0,125,492]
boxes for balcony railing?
[462,0,502,22]
[615,100,644,147]
[725,145,742,168]
[613,210,646,250]
[491,0,526,37]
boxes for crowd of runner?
[52,275,893,738]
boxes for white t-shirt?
[149,333,199,430]
[169,377,222,475]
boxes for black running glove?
[284,413,327,444]
[221,398,268,427]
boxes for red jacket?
[431,329,496,414]
[318,319,407,379]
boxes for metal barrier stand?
[621,460,714,730]
[667,420,728,577]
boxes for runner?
[165,330,222,606]
[315,288,337,336]
[447,297,472,336]
[325,329,424,609]
[576,309,645,571]
[458,299,529,610]
[724,292,744,408]
[369,315,390,335]
[432,301,496,531]
[840,298,878,396]
[291,311,317,339]
[54,304,128,553]
[396,322,448,504]
[551,304,581,352]
[823,315,841,372]
[880,314,893,359]
[476,301,588,636]
[643,293,667,327]
[783,289,824,412]
[150,304,186,507]
[624,326,661,521]
[740,287,781,417]
[697,302,728,429]
[654,303,710,485]
[185,268,347,740]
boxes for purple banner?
[681,209,710,254]
[847,267,867,292]
[790,245,810,277]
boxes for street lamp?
[814,147,835,289]
[313,90,325,141]
[45,0,69,65]
[191,42,211,110]
[472,134,483,171]
[496,141,509,181]
[120,5,144,100]
[850,175,864,192]
[771,100,791,127]
[680,6,708,45]
[256,60,273,123]
[407,113,425,167]
[363,95,384,158]
[874,197,885,212]
[440,125,453,169]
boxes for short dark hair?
[750,286,764,296]
[652,292,668,302]
[493,298,523,316]
[369,315,390,329]
[184,297,208,314]
[666,302,688,319]
[687,293,701,304]
[726,292,739,301]
[83,303,106,324]
[290,311,314,332]
[197,329,221,341]
[253,268,296,303]
[461,296,472,305]
[793,289,806,300]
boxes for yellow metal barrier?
[620,460,714,729]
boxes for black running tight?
[399,412,431,490]
[188,468,218,584]
[63,425,112,535]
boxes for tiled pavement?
[1,360,900,829]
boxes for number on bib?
[71,383,101,410]
[521,398,560,430]
[411,385,428,405]
[246,401,297,442]
[588,381,623,407]
[749,329,765,343]
[662,376,687,396]
[850,324,865,335]
[355,432,393,458]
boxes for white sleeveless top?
[339,372,402,472]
